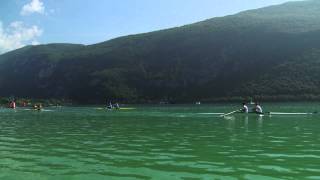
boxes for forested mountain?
[1,0,320,103]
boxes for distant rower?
[255,103,263,114]
[242,102,249,113]
[33,103,43,111]
[9,101,16,109]
[107,101,113,110]
[114,103,120,109]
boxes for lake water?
[0,103,320,180]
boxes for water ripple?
[0,106,320,179]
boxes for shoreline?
[1,94,320,107]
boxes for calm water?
[0,103,320,180]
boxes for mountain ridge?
[1,0,320,103]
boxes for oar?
[220,109,241,117]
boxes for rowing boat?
[227,111,317,116]
[203,109,319,117]
[267,112,317,115]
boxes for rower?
[107,101,113,110]
[114,103,120,109]
[255,103,263,114]
[38,103,43,110]
[33,103,43,111]
[242,102,249,113]
[9,101,16,109]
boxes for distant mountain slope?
[1,0,320,103]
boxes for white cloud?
[31,40,40,45]
[21,0,45,16]
[0,21,42,54]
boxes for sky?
[0,0,302,54]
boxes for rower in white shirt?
[242,102,249,113]
[255,103,263,114]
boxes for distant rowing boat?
[96,107,136,110]
[120,107,136,110]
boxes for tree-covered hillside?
[1,0,320,103]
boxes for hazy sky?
[0,0,302,53]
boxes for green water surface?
[0,103,320,180]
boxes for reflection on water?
[226,114,264,132]
[0,105,320,179]
[244,116,249,132]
